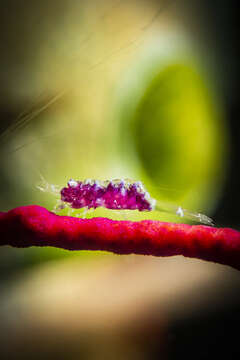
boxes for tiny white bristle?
[94,180,100,188]
[136,181,145,193]
[150,198,156,210]
[103,180,110,187]
[124,178,134,185]
[176,206,184,217]
[68,179,78,187]
[113,179,121,185]
[144,191,151,200]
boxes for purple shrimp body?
[60,179,156,212]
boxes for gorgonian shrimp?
[37,177,214,225]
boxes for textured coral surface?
[1,205,240,270]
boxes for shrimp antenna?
[155,200,214,226]
[35,171,60,196]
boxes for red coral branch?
[1,205,240,270]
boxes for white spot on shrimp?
[176,206,184,217]
[93,180,100,188]
[144,191,151,200]
[68,179,78,187]
[150,198,156,210]
[103,180,110,187]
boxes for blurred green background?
[0,0,228,219]
[0,0,239,359]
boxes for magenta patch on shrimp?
[60,179,156,211]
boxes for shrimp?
[37,177,214,226]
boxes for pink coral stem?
[1,205,240,270]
